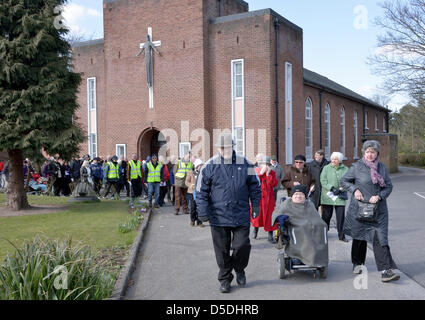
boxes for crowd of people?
[0,136,399,292]
[193,134,399,293]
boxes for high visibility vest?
[147,161,162,183]
[175,160,192,179]
[107,162,119,179]
[129,160,142,179]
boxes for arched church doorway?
[137,128,167,160]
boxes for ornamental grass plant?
[0,236,115,300]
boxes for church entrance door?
[138,128,167,160]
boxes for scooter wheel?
[319,266,328,279]
[278,253,286,279]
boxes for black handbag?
[356,200,379,222]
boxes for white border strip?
[291,228,297,245]
[324,227,327,244]
[414,192,425,200]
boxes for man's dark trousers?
[210,225,251,284]
[130,177,142,198]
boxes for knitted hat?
[294,154,306,162]
[362,140,380,154]
[291,184,307,197]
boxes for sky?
[63,0,411,112]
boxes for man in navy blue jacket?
[196,133,261,293]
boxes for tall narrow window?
[324,103,331,159]
[353,111,358,158]
[365,111,369,129]
[383,116,387,133]
[340,107,346,157]
[375,114,378,132]
[88,78,96,110]
[305,98,313,161]
[232,59,245,156]
[87,77,97,158]
[90,133,97,159]
[285,62,293,164]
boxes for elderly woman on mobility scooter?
[272,184,329,279]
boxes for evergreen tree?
[0,0,85,210]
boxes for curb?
[109,207,153,300]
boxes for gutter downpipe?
[274,17,280,162]
[386,108,390,133]
[218,0,221,17]
[319,88,324,150]
[362,104,366,143]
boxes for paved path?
[385,166,425,288]
[125,167,425,300]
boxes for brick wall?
[72,0,390,166]
[0,151,7,161]
[72,41,105,157]
[304,83,390,166]
[208,14,274,163]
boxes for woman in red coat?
[251,156,278,243]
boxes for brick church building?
[72,0,390,166]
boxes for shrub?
[406,153,419,165]
[0,237,115,300]
[398,153,425,167]
[398,153,407,164]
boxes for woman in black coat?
[307,150,329,210]
[340,140,399,282]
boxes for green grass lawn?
[0,194,138,262]
[0,194,70,206]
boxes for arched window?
[324,103,331,159]
[340,107,346,157]
[375,114,378,132]
[353,111,358,158]
[305,98,313,160]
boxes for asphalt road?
[125,166,425,300]
[385,166,425,289]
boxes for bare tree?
[368,0,425,96]
[370,93,391,108]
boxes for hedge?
[398,153,425,167]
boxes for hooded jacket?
[195,151,261,227]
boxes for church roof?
[210,8,302,33]
[103,0,249,5]
[72,38,104,48]
[303,68,389,112]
